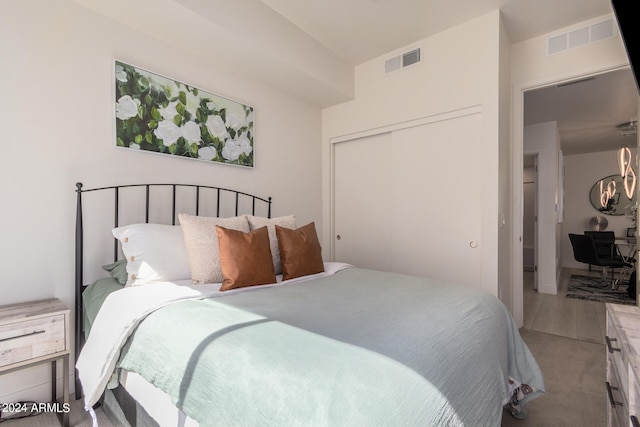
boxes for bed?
[73,182,545,426]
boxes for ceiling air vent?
[385,48,421,73]
[546,18,615,56]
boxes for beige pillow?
[275,222,325,281]
[216,225,277,291]
[178,213,250,284]
[246,215,296,275]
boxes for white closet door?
[390,114,482,286]
[334,132,392,271]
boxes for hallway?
[522,268,608,344]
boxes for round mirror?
[589,174,637,216]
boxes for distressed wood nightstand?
[0,298,70,427]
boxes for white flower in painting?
[225,112,244,130]
[206,100,219,112]
[222,133,252,161]
[115,64,128,83]
[158,101,179,121]
[129,142,140,150]
[198,146,217,160]
[206,115,230,140]
[182,121,201,145]
[115,95,139,120]
[184,90,201,117]
[154,120,181,146]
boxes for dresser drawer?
[608,310,629,397]
[0,314,66,368]
[609,361,630,427]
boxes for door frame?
[511,64,631,328]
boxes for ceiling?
[74,0,637,155]
[257,0,637,155]
[524,68,638,156]
[259,0,613,65]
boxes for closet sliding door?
[390,113,482,285]
[332,112,482,286]
[334,132,393,271]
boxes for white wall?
[322,11,504,297]
[0,0,323,404]
[562,149,637,270]
[524,122,561,294]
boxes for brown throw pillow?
[215,225,277,291]
[275,222,325,281]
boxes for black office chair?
[569,233,633,287]
[584,231,625,261]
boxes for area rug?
[566,274,635,305]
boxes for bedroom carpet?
[501,328,606,427]
[566,274,635,305]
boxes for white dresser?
[606,303,640,427]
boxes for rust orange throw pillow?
[275,222,325,281]
[215,225,277,291]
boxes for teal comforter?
[117,267,544,426]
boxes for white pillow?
[246,215,296,275]
[178,213,251,284]
[112,223,191,286]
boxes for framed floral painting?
[114,60,254,167]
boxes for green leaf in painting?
[116,137,124,147]
[151,107,162,121]
[134,134,143,144]
[168,144,177,154]
[179,91,187,106]
[176,103,185,116]
[173,115,181,126]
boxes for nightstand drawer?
[0,314,66,367]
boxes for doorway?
[523,154,538,291]
[511,65,634,328]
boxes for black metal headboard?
[74,182,272,399]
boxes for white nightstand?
[0,298,70,427]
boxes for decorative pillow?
[178,213,251,284]
[101,259,128,285]
[246,215,296,275]
[275,222,325,281]
[215,225,277,291]
[112,224,191,286]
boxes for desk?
[614,238,636,287]
[615,238,637,263]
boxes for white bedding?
[76,262,352,412]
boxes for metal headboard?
[74,182,272,399]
